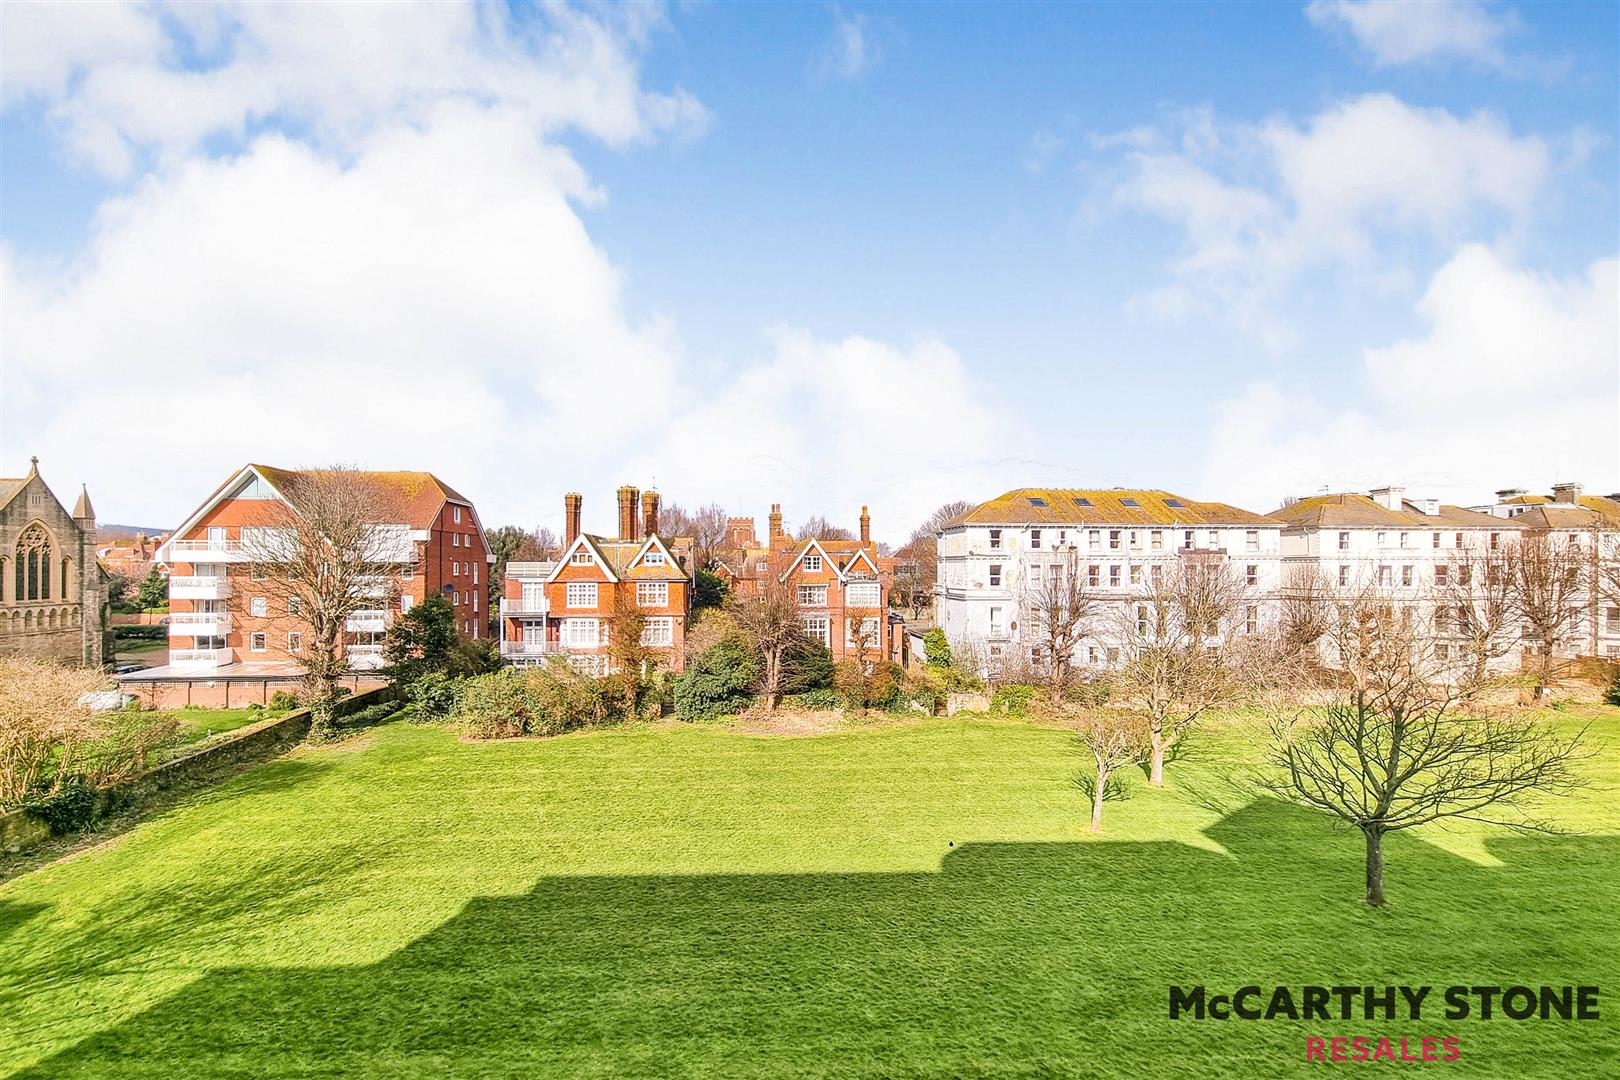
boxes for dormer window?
[804,554,822,572]
[644,550,666,566]
[571,550,593,565]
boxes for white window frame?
[798,584,828,607]
[640,617,674,646]
[566,582,598,608]
[571,550,594,565]
[287,631,302,653]
[846,582,880,608]
[637,582,669,608]
[250,596,268,617]
[453,506,462,524]
[801,614,831,646]
[250,631,268,652]
[562,618,601,647]
[803,554,823,572]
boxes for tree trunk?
[1363,827,1386,907]
[1149,723,1165,785]
[1090,767,1107,832]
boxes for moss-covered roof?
[956,489,1275,527]
[1270,493,1515,529]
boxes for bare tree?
[0,659,114,806]
[726,551,808,711]
[910,500,975,544]
[798,514,855,542]
[659,502,730,569]
[1111,555,1247,785]
[1278,565,1334,660]
[1020,546,1096,691]
[1505,532,1586,692]
[1434,543,1516,696]
[1261,622,1588,906]
[237,466,410,739]
[1071,709,1148,832]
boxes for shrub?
[693,568,730,610]
[783,638,835,694]
[673,640,759,722]
[337,701,402,728]
[267,690,302,711]
[24,779,101,835]
[76,711,183,787]
[1606,666,1620,707]
[786,688,843,711]
[407,671,461,721]
[113,624,166,642]
[990,683,1041,717]
[452,664,621,739]
[833,659,904,711]
[923,628,951,668]
[455,672,537,739]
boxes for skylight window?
[1164,498,1184,508]
[1028,497,1047,507]
[1120,498,1141,508]
[1073,497,1092,507]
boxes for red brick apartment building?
[148,464,491,678]
[500,486,694,674]
[717,503,897,664]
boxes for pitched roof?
[577,534,690,580]
[1503,504,1615,530]
[251,465,470,531]
[0,477,26,513]
[956,489,1276,527]
[1269,493,1515,529]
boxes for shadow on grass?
[12,799,1620,1080]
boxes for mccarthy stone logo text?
[1169,984,1601,1022]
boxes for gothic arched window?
[16,525,52,601]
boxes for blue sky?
[1,1,1616,540]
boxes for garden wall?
[1,685,398,857]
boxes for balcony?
[500,598,549,618]
[170,647,235,671]
[169,575,231,601]
[346,644,386,671]
[168,538,250,563]
[501,639,562,662]
[345,609,391,633]
[356,576,396,599]
[167,612,233,637]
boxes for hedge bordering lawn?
[1,685,399,857]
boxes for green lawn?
[2,710,1616,1078]
[162,707,284,749]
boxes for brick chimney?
[1551,482,1583,504]
[860,505,871,547]
[564,493,583,546]
[768,503,786,549]
[641,490,660,538]
[616,486,639,541]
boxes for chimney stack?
[641,490,660,538]
[860,505,871,547]
[564,493,583,546]
[1367,485,1404,512]
[768,503,786,549]
[617,486,639,541]
[1551,482,1583,504]
[1495,487,1528,501]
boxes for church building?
[0,457,108,666]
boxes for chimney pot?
[768,503,786,549]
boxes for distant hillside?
[97,523,172,541]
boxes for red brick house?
[719,503,896,664]
[501,486,694,673]
[152,464,492,675]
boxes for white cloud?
[815,10,879,81]
[1306,0,1514,68]
[1201,246,1619,510]
[4,1,708,177]
[0,4,1003,539]
[1097,93,1552,347]
[623,329,1006,540]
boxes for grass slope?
[2,711,1616,1078]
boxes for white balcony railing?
[345,609,390,633]
[500,598,548,618]
[169,575,232,600]
[170,647,234,670]
[501,639,559,659]
[346,644,387,670]
[167,612,233,637]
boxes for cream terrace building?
[936,488,1282,674]
[1270,486,1529,671]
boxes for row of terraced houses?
[83,462,1618,704]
